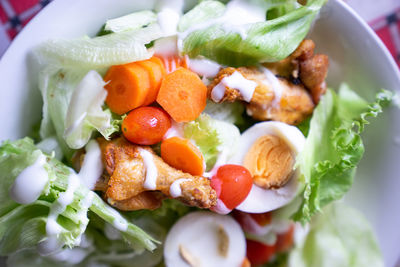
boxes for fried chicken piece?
[208,67,314,125]
[264,39,329,103]
[97,137,217,210]
[108,192,165,211]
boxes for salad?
[0,0,393,266]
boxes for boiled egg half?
[228,121,305,213]
[164,211,246,267]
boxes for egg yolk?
[243,135,294,189]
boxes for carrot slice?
[156,68,207,122]
[161,137,204,176]
[137,58,166,106]
[104,63,150,115]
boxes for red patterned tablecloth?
[0,0,399,68]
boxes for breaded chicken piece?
[264,39,329,103]
[108,192,165,211]
[208,67,314,125]
[97,137,217,210]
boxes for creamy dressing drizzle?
[46,172,80,236]
[79,140,103,190]
[260,67,284,106]
[187,57,222,78]
[157,0,184,36]
[10,153,49,205]
[106,206,129,232]
[170,179,190,198]
[139,148,158,190]
[178,0,266,50]
[211,71,257,103]
[163,121,184,139]
[212,198,231,215]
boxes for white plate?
[0,0,399,265]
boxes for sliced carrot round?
[161,137,204,176]
[104,63,150,115]
[156,68,207,122]
[137,58,166,106]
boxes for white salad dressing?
[163,121,184,139]
[169,179,190,198]
[46,172,81,236]
[79,140,103,190]
[186,57,222,78]
[106,206,129,232]
[37,236,63,256]
[156,0,184,36]
[10,153,49,205]
[211,71,257,103]
[261,67,284,105]
[212,198,232,215]
[139,148,158,190]
[154,36,179,57]
[178,0,267,49]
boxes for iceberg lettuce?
[0,138,157,257]
[183,114,240,171]
[290,203,383,267]
[293,85,393,223]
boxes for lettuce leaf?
[39,69,120,158]
[0,138,157,257]
[203,100,245,126]
[289,203,383,267]
[35,23,162,69]
[183,114,240,171]
[179,0,326,66]
[104,10,157,33]
[293,85,393,223]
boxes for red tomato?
[276,225,295,253]
[210,164,253,210]
[122,106,171,145]
[249,212,272,227]
[246,239,276,266]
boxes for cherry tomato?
[246,239,276,266]
[276,225,295,253]
[122,106,171,145]
[210,164,253,210]
[249,212,272,227]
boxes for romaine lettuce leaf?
[293,85,393,223]
[183,114,240,171]
[289,203,383,267]
[0,138,157,257]
[179,0,326,66]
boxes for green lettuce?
[6,200,190,267]
[104,10,157,33]
[293,85,393,223]
[289,203,383,267]
[35,22,162,69]
[183,114,240,171]
[203,100,245,126]
[39,69,120,158]
[0,138,157,257]
[179,0,326,66]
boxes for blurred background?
[0,0,399,68]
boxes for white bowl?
[0,0,399,265]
